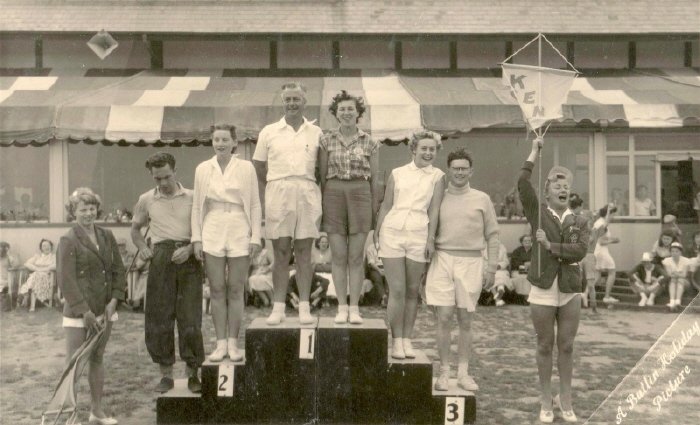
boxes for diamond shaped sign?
[87,30,118,60]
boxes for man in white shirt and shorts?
[253,82,323,325]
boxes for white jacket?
[191,155,262,245]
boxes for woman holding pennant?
[518,137,589,423]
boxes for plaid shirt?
[320,128,379,180]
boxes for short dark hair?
[447,148,473,168]
[211,123,236,139]
[568,193,583,210]
[145,152,176,172]
[39,239,54,251]
[519,234,532,244]
[328,90,366,122]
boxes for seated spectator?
[651,230,678,265]
[364,230,388,307]
[480,242,514,307]
[634,185,656,216]
[313,233,336,299]
[18,239,56,312]
[629,252,666,307]
[509,234,532,274]
[0,241,20,311]
[249,239,274,307]
[689,230,700,258]
[662,242,692,310]
[287,271,328,311]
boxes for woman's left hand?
[105,298,118,321]
[535,229,551,250]
[249,243,262,258]
[425,239,436,261]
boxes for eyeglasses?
[450,167,471,172]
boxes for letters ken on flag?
[501,63,577,131]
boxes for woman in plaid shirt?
[319,91,381,324]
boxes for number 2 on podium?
[299,329,315,359]
[445,397,464,425]
[217,363,234,397]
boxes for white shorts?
[378,226,428,263]
[528,276,580,307]
[594,248,615,270]
[63,312,118,328]
[425,251,483,312]
[202,203,251,258]
[265,178,321,240]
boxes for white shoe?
[638,294,648,307]
[208,341,228,362]
[89,413,118,425]
[496,299,505,307]
[391,339,405,359]
[228,339,243,362]
[434,369,450,391]
[403,338,416,358]
[266,310,286,325]
[457,374,479,391]
[299,307,315,325]
[646,294,655,306]
[666,300,674,307]
[554,394,578,422]
[334,309,348,324]
[349,311,363,324]
[603,296,619,303]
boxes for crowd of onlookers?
[2,226,698,314]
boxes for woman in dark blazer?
[57,188,126,425]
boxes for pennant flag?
[501,63,577,131]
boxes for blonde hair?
[66,187,102,219]
[409,130,442,152]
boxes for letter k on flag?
[501,63,577,131]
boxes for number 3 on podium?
[444,397,464,425]
[299,329,315,359]
[217,363,235,397]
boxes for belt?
[154,240,190,249]
[329,176,370,182]
[208,200,243,213]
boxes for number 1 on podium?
[299,328,315,359]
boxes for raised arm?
[518,137,543,227]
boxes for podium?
[157,315,476,424]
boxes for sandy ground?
[1,303,698,424]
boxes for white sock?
[272,302,285,313]
[227,338,237,349]
[439,364,450,375]
[338,304,348,313]
[348,305,359,314]
[457,362,469,377]
[299,301,310,312]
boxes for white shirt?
[383,161,444,232]
[253,116,323,182]
[662,256,693,279]
[634,198,656,216]
[205,156,244,206]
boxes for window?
[0,146,50,222]
[632,156,657,217]
[43,35,150,69]
[67,144,213,222]
[0,35,35,68]
[606,156,629,216]
[574,41,628,69]
[339,40,394,69]
[660,159,700,223]
[163,39,270,69]
[277,40,332,69]
[457,41,504,68]
[402,40,450,69]
[636,41,685,68]
[511,40,568,69]
[555,135,590,207]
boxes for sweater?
[518,161,589,292]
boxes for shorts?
[249,274,273,292]
[322,179,372,235]
[528,277,580,307]
[265,178,321,240]
[594,249,615,270]
[63,312,118,328]
[425,251,483,312]
[202,202,251,257]
[378,226,427,263]
[581,253,597,280]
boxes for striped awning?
[1,69,699,145]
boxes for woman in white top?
[374,130,445,359]
[192,124,262,362]
[662,242,692,309]
[593,204,620,303]
[19,238,56,311]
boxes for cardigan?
[518,161,589,293]
[191,155,262,245]
[57,225,127,318]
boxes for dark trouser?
[145,241,204,369]
[365,268,388,305]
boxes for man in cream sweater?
[426,148,500,392]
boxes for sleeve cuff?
[523,161,535,171]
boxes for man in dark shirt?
[629,252,666,306]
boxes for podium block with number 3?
[445,397,465,425]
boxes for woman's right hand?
[83,310,100,333]
[193,242,203,262]
[531,136,543,152]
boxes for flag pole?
[537,33,543,277]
